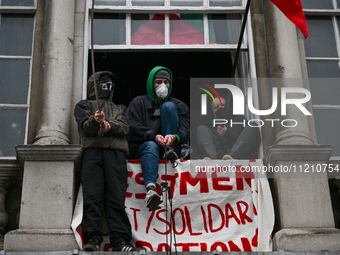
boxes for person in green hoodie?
[127,66,189,211]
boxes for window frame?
[83,0,256,89]
[304,0,340,158]
[0,0,36,158]
[86,3,248,50]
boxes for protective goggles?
[99,81,114,91]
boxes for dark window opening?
[88,51,233,107]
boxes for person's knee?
[197,125,209,135]
[161,102,177,114]
[142,141,159,155]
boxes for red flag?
[131,14,215,45]
[270,0,309,38]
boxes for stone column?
[262,0,340,251]
[33,0,75,145]
[4,145,82,252]
[264,0,314,146]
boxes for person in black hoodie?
[196,91,260,160]
[127,66,189,211]
[74,71,144,252]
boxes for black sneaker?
[113,241,146,252]
[83,238,100,251]
[164,148,178,161]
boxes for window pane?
[170,14,204,45]
[338,0,340,8]
[0,109,27,157]
[310,78,340,105]
[170,0,203,6]
[93,13,126,45]
[304,17,337,57]
[210,0,242,7]
[301,0,333,9]
[314,109,340,156]
[0,59,30,104]
[209,14,242,44]
[94,0,125,6]
[131,14,164,45]
[1,0,34,6]
[132,0,164,6]
[0,14,34,56]
[307,61,340,78]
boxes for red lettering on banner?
[241,237,252,251]
[173,208,186,235]
[200,206,209,233]
[153,209,171,235]
[135,172,146,199]
[180,171,208,195]
[207,203,225,233]
[184,206,202,235]
[175,243,199,251]
[252,228,258,247]
[211,171,233,191]
[130,207,140,231]
[253,203,258,216]
[235,165,254,190]
[126,171,133,198]
[123,161,263,253]
[211,241,228,252]
[200,243,208,251]
[146,211,155,234]
[225,203,241,227]
[132,235,258,252]
[160,173,179,199]
[157,243,171,251]
[103,243,113,251]
[228,240,242,251]
[135,241,153,251]
[236,201,253,225]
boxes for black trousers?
[81,148,132,246]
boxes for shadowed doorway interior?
[88,51,233,107]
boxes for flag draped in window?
[130,14,215,45]
[270,0,309,38]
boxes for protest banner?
[72,159,274,252]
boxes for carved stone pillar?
[264,0,314,145]
[33,0,75,145]
[4,145,82,252]
[261,0,340,251]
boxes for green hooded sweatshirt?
[146,66,173,103]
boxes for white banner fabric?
[71,159,274,252]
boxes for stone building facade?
[0,0,340,252]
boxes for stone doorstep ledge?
[15,145,83,170]
[265,144,334,165]
[273,228,340,252]
[0,159,22,178]
[4,229,79,252]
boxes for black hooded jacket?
[74,71,129,155]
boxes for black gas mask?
[98,80,114,99]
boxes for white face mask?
[155,83,168,99]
